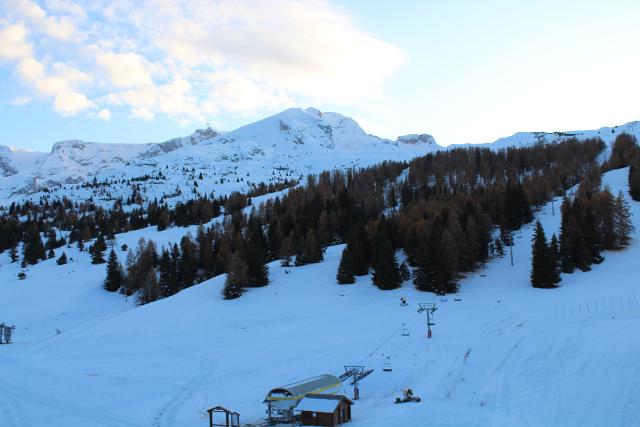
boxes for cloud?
[0,24,33,61]
[94,50,154,88]
[0,0,405,122]
[15,57,94,115]
[10,95,31,106]
[96,108,111,120]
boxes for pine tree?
[548,234,561,285]
[348,225,370,276]
[437,229,459,294]
[104,249,124,292]
[22,224,45,265]
[630,161,640,201]
[179,234,197,287]
[336,246,355,284]
[583,205,603,265]
[196,225,214,276]
[222,253,247,300]
[245,238,269,287]
[559,199,576,273]
[531,221,552,288]
[9,243,18,263]
[495,237,505,257]
[90,235,107,264]
[56,252,68,265]
[613,191,635,247]
[371,239,401,290]
[295,229,324,265]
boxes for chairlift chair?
[401,323,410,337]
[383,356,393,372]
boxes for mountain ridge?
[1,108,638,206]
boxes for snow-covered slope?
[477,120,640,150]
[1,168,638,427]
[0,108,440,207]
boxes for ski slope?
[0,168,639,427]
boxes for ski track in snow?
[152,354,216,427]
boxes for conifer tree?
[414,226,458,295]
[9,243,18,263]
[371,239,401,290]
[336,246,355,284]
[56,252,68,265]
[437,229,459,294]
[90,234,107,264]
[495,237,505,257]
[559,198,575,273]
[548,234,561,285]
[613,191,634,247]
[22,224,45,265]
[531,221,552,288]
[630,161,640,201]
[245,238,269,287]
[222,253,247,300]
[179,234,197,287]
[158,249,176,298]
[348,225,370,276]
[104,249,124,292]
[295,229,323,265]
[196,225,214,276]
[583,205,603,264]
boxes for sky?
[1,0,639,151]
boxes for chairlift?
[401,323,410,337]
[383,356,393,372]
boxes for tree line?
[100,136,609,302]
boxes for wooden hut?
[265,374,341,423]
[295,394,353,426]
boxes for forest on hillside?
[3,133,640,303]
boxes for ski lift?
[383,356,393,372]
[401,323,410,337]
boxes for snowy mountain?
[0,108,441,207]
[2,111,639,208]
[475,120,640,150]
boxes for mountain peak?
[396,133,438,146]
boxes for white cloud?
[15,57,94,116]
[129,107,154,121]
[10,95,30,106]
[0,0,404,122]
[94,50,154,88]
[96,108,111,120]
[0,24,33,61]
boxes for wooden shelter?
[295,394,353,426]
[206,405,239,427]
[265,374,341,423]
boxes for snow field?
[0,168,638,426]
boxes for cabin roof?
[295,394,353,413]
[266,374,340,400]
